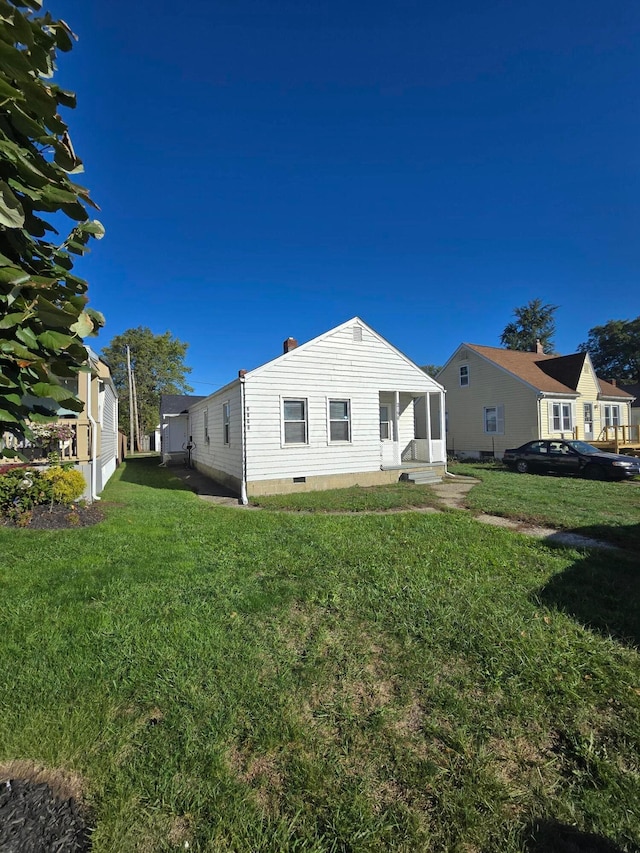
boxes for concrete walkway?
[167,464,618,550]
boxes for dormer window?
[459,364,469,387]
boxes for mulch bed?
[0,778,91,853]
[1,504,104,530]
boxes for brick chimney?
[534,339,545,354]
[283,337,298,354]
[610,378,617,387]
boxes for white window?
[379,405,391,440]
[328,399,351,442]
[483,405,504,435]
[604,405,620,427]
[283,399,307,444]
[223,402,230,445]
[459,364,469,387]
[551,402,572,432]
[204,408,209,443]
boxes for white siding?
[244,321,441,482]
[99,384,118,490]
[189,383,243,481]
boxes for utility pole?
[132,368,141,452]
[126,345,134,456]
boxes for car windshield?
[566,440,599,454]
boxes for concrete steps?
[406,472,443,486]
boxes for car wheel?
[516,460,529,474]
[585,464,606,481]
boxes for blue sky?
[51,0,639,391]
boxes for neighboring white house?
[159,394,206,462]
[185,318,446,502]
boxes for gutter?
[239,372,248,505]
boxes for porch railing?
[0,422,78,462]
[401,439,445,463]
[592,424,640,452]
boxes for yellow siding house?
[438,343,637,459]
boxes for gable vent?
[352,326,363,342]
[459,349,468,360]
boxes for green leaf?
[16,326,38,349]
[37,329,76,350]
[0,266,30,285]
[0,311,27,329]
[30,381,77,402]
[79,219,105,239]
[0,407,19,422]
[0,392,22,406]
[0,181,25,228]
[0,74,24,101]
[69,311,95,337]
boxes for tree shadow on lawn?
[535,526,640,648]
[523,819,639,853]
[118,456,191,491]
[118,456,238,500]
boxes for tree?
[102,328,194,436]
[421,364,442,378]
[578,317,640,382]
[500,299,558,354]
[0,2,104,456]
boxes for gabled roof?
[460,344,633,398]
[620,383,640,406]
[245,316,444,390]
[160,394,206,416]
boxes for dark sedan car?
[503,439,640,480]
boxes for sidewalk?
[167,464,250,508]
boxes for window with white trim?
[483,405,504,434]
[604,404,620,427]
[328,399,351,442]
[222,402,230,445]
[283,399,308,444]
[379,405,391,440]
[550,402,572,432]
[459,364,469,387]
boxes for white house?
[186,318,446,502]
[159,394,206,462]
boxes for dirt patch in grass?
[1,503,104,529]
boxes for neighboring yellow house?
[438,343,637,459]
[1,348,119,500]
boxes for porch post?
[440,391,447,463]
[425,393,432,462]
[394,390,400,465]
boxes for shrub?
[0,467,53,516]
[43,467,86,506]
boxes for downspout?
[86,368,100,501]
[239,373,248,505]
[537,393,543,440]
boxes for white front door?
[380,405,396,466]
[583,403,593,440]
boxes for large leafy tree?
[500,299,558,354]
[0,1,104,455]
[102,328,194,436]
[578,317,640,382]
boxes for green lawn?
[250,481,444,512]
[449,462,640,550]
[1,458,638,852]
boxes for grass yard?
[449,462,640,550]
[0,458,639,852]
[250,481,444,512]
